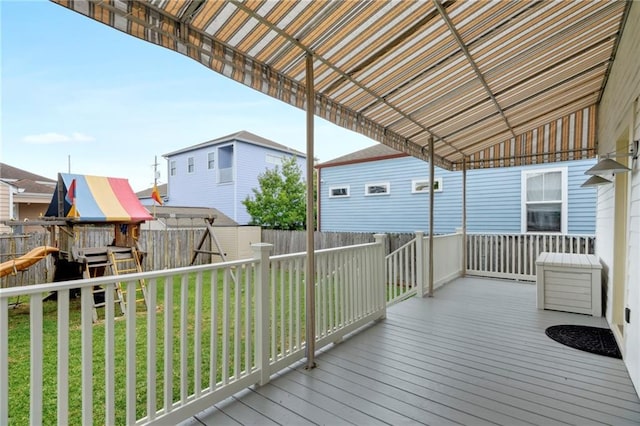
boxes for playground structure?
[3,173,154,321]
[0,246,59,278]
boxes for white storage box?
[536,252,602,317]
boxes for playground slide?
[0,246,59,278]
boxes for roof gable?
[163,130,306,158]
[0,163,55,183]
[318,144,407,168]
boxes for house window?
[266,154,283,165]
[329,185,350,198]
[170,161,176,176]
[365,182,390,196]
[208,152,215,169]
[187,157,195,173]
[218,145,234,183]
[412,178,443,193]
[522,167,567,233]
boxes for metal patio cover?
[52,0,630,170]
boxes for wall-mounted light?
[584,158,631,175]
[582,140,638,187]
[580,175,613,187]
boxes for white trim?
[365,182,390,196]
[329,185,350,198]
[412,178,443,193]
[170,160,176,176]
[207,151,215,170]
[521,166,568,234]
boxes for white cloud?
[22,132,95,144]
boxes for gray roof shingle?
[163,130,306,158]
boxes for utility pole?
[152,156,160,187]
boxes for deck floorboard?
[189,277,640,426]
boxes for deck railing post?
[374,234,387,318]
[252,243,273,386]
[415,231,425,297]
[0,298,7,426]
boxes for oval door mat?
[545,325,622,359]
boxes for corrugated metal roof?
[51,0,631,170]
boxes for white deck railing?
[466,233,596,281]
[0,238,386,426]
[385,237,418,305]
[385,231,464,303]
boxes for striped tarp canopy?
[45,173,153,223]
[51,0,631,170]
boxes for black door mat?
[545,325,622,359]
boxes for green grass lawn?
[7,267,308,426]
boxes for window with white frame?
[522,167,567,233]
[170,160,176,176]
[266,154,284,165]
[207,152,215,169]
[365,182,390,196]
[187,157,195,173]
[329,185,350,198]
[412,178,443,193]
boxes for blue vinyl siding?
[166,139,306,224]
[319,157,596,234]
[234,143,306,224]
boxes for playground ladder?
[81,248,126,322]
[107,246,148,311]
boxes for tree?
[243,156,307,230]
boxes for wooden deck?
[184,277,640,426]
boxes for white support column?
[30,294,43,425]
[0,298,7,426]
[374,234,387,318]
[428,136,435,297]
[252,243,273,386]
[305,52,317,370]
[415,231,425,297]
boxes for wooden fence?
[261,229,416,256]
[1,229,417,287]
[0,228,216,287]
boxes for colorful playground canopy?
[45,173,153,223]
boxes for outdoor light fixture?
[580,175,613,187]
[584,158,631,175]
[584,139,639,176]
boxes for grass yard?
[7,267,307,426]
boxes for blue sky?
[0,0,376,191]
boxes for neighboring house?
[0,163,56,233]
[137,183,167,207]
[163,130,306,224]
[317,145,597,235]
